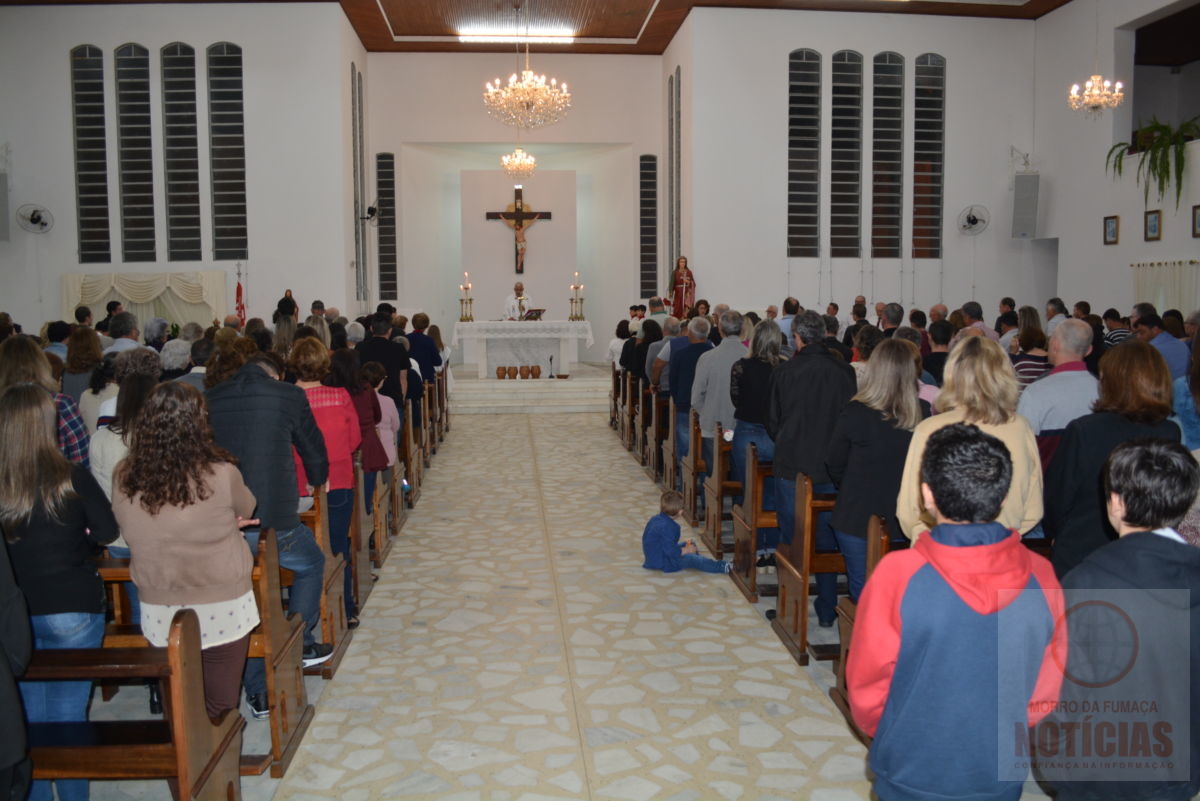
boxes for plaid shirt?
[55,392,90,468]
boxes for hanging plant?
[1106,115,1199,210]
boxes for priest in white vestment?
[505,282,531,320]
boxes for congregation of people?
[0,295,451,800]
[615,280,1200,801]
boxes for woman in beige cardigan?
[896,336,1042,541]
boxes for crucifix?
[485,186,551,274]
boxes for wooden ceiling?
[342,0,1077,54]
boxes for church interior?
[0,0,1199,799]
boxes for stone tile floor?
[85,411,1048,800]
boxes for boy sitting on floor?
[847,422,1065,801]
[642,490,730,574]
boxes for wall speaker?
[0,173,9,242]
[1011,172,1039,240]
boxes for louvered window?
[787,50,821,258]
[673,67,681,265]
[667,74,675,271]
[376,153,397,299]
[71,45,111,263]
[912,54,946,259]
[639,155,658,298]
[115,44,156,261]
[162,42,201,261]
[830,51,863,258]
[208,43,247,260]
[872,53,904,258]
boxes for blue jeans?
[243,524,325,696]
[731,422,780,551]
[363,471,378,515]
[679,553,728,574]
[834,530,868,603]
[105,545,140,624]
[327,488,356,619]
[22,611,105,801]
[776,477,840,624]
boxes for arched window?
[872,52,904,259]
[115,43,155,261]
[207,43,247,260]
[787,49,820,258]
[830,50,863,258]
[912,53,946,259]
[162,42,200,261]
[70,44,111,263]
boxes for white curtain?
[61,271,227,328]
[1133,261,1200,314]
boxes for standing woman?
[0,335,91,467]
[1009,305,1052,389]
[428,324,453,394]
[111,382,259,720]
[896,336,1042,542]
[729,319,783,562]
[62,327,104,403]
[1044,341,1181,577]
[1,384,118,801]
[826,339,930,599]
[288,339,362,626]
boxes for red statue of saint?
[667,256,695,317]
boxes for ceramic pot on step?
[507,366,518,379]
[519,365,531,379]
[531,365,542,379]
[496,366,507,379]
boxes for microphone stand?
[548,355,555,379]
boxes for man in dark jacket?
[1046,439,1200,801]
[668,317,714,485]
[206,353,331,717]
[357,313,409,408]
[767,310,856,626]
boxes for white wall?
[368,53,660,359]
[0,3,361,326]
[661,8,1048,317]
[1034,0,1199,314]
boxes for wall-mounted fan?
[957,205,989,236]
[17,204,54,234]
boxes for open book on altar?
[522,309,547,321]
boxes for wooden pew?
[424,381,439,455]
[435,369,448,441]
[296,489,352,679]
[633,382,651,466]
[371,465,400,567]
[645,392,669,481]
[679,409,706,527]
[828,515,893,746]
[609,363,621,429]
[728,443,774,603]
[350,458,374,614]
[100,533,314,778]
[700,425,739,559]
[400,408,423,508]
[770,473,840,666]
[419,390,433,467]
[27,609,245,801]
[621,372,638,450]
[662,397,678,491]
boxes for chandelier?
[1068,75,1124,115]
[484,48,571,129]
[501,146,537,179]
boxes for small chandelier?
[484,49,571,129]
[501,146,537,179]
[1069,75,1124,115]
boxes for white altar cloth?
[452,321,594,378]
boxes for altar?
[452,321,594,378]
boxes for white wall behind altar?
[1033,0,1199,315]
[665,7,1055,317]
[0,3,364,325]
[369,53,660,360]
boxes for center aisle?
[274,413,872,800]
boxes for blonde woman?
[826,338,930,598]
[0,335,90,466]
[896,336,1042,540]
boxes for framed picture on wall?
[1145,210,1163,242]
[1103,215,1119,245]
[1193,205,1199,238]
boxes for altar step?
[448,363,612,415]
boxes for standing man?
[767,311,856,627]
[1134,313,1190,379]
[206,353,332,717]
[668,318,714,483]
[357,313,410,407]
[1044,297,1069,337]
[692,311,748,486]
[102,312,141,355]
[880,303,904,338]
[1101,308,1133,348]
[994,296,1015,334]
[928,303,948,325]
[1017,319,1098,467]
[765,305,778,321]
[647,297,669,324]
[95,300,123,333]
[777,298,801,359]
[506,282,531,320]
[842,303,870,350]
[951,301,1000,346]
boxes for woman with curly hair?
[111,382,259,719]
[2,383,118,801]
[289,338,363,626]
